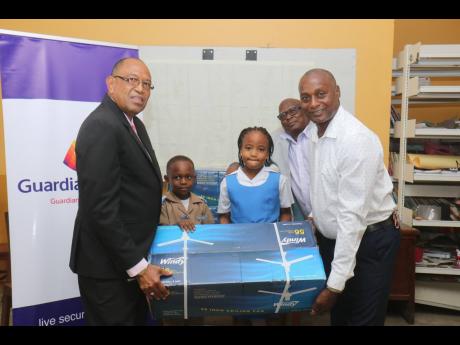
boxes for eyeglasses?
[112,75,154,90]
[277,105,301,121]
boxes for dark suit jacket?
[69,94,163,279]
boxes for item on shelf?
[417,256,455,268]
[407,153,460,170]
[428,234,458,250]
[424,116,460,129]
[414,205,441,221]
[413,169,442,174]
[437,199,458,221]
[415,122,429,129]
[456,249,460,269]
[424,140,455,156]
[416,274,460,283]
[415,246,424,263]
[423,248,452,260]
[414,205,441,220]
[405,197,451,220]
[408,143,425,153]
[390,105,400,127]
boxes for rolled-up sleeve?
[217,177,231,214]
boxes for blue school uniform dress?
[226,171,280,223]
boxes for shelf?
[393,76,460,100]
[416,266,460,276]
[394,43,460,312]
[411,173,460,182]
[393,69,460,78]
[390,126,460,139]
[412,220,460,227]
[415,280,460,311]
[403,184,460,197]
[393,45,460,77]
[395,44,460,69]
[393,174,460,183]
[413,85,460,100]
[398,208,460,228]
[392,98,460,105]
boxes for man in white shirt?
[272,98,312,220]
[298,68,400,326]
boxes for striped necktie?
[130,121,152,163]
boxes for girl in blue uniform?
[218,126,293,224]
[217,126,294,325]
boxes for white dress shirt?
[279,123,314,217]
[217,166,294,214]
[308,106,396,291]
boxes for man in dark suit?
[70,57,172,325]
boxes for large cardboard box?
[149,221,326,319]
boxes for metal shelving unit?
[392,42,460,311]
[416,266,460,275]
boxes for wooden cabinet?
[389,226,419,324]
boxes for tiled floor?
[385,303,460,326]
[292,302,460,326]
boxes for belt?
[366,216,394,233]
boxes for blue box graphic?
[148,221,326,319]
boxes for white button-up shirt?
[279,123,313,217]
[309,106,396,291]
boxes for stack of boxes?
[191,169,226,223]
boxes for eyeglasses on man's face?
[277,105,301,121]
[112,75,154,90]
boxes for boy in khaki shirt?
[159,155,221,326]
[160,155,214,231]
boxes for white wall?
[140,46,356,174]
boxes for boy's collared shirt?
[160,191,215,226]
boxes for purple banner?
[0,34,138,102]
[13,297,85,326]
[13,297,159,326]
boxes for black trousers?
[316,217,400,326]
[78,275,148,326]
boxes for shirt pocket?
[320,165,337,186]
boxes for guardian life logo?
[160,257,185,265]
[63,140,77,171]
[281,237,306,245]
[16,139,79,200]
[17,177,78,193]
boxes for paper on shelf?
[407,153,460,170]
